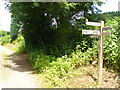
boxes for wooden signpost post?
[82,19,112,85]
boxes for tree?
[9,2,103,56]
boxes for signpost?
[82,19,112,86]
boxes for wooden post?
[83,19,112,86]
[98,21,104,85]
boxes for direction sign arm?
[103,26,112,30]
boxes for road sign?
[82,30,100,35]
[103,26,112,30]
[100,31,111,36]
[86,22,101,26]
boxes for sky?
[97,0,119,12]
[0,0,119,31]
[0,0,11,31]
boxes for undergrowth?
[0,30,11,45]
[4,35,26,54]
[28,43,99,87]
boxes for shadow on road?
[3,53,33,72]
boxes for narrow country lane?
[0,45,39,88]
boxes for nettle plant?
[103,17,119,70]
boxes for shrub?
[10,35,26,53]
[103,17,119,71]
[0,35,11,45]
[28,46,98,86]
[28,50,56,73]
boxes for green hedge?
[0,31,11,45]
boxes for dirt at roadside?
[63,65,119,88]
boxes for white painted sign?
[86,22,101,26]
[82,30,100,35]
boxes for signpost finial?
[86,19,88,22]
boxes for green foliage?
[28,15,119,87]
[88,11,120,22]
[11,35,26,53]
[103,17,119,70]
[0,31,8,36]
[28,50,55,73]
[28,44,99,86]
[0,31,11,45]
[10,2,102,56]
[10,17,21,41]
